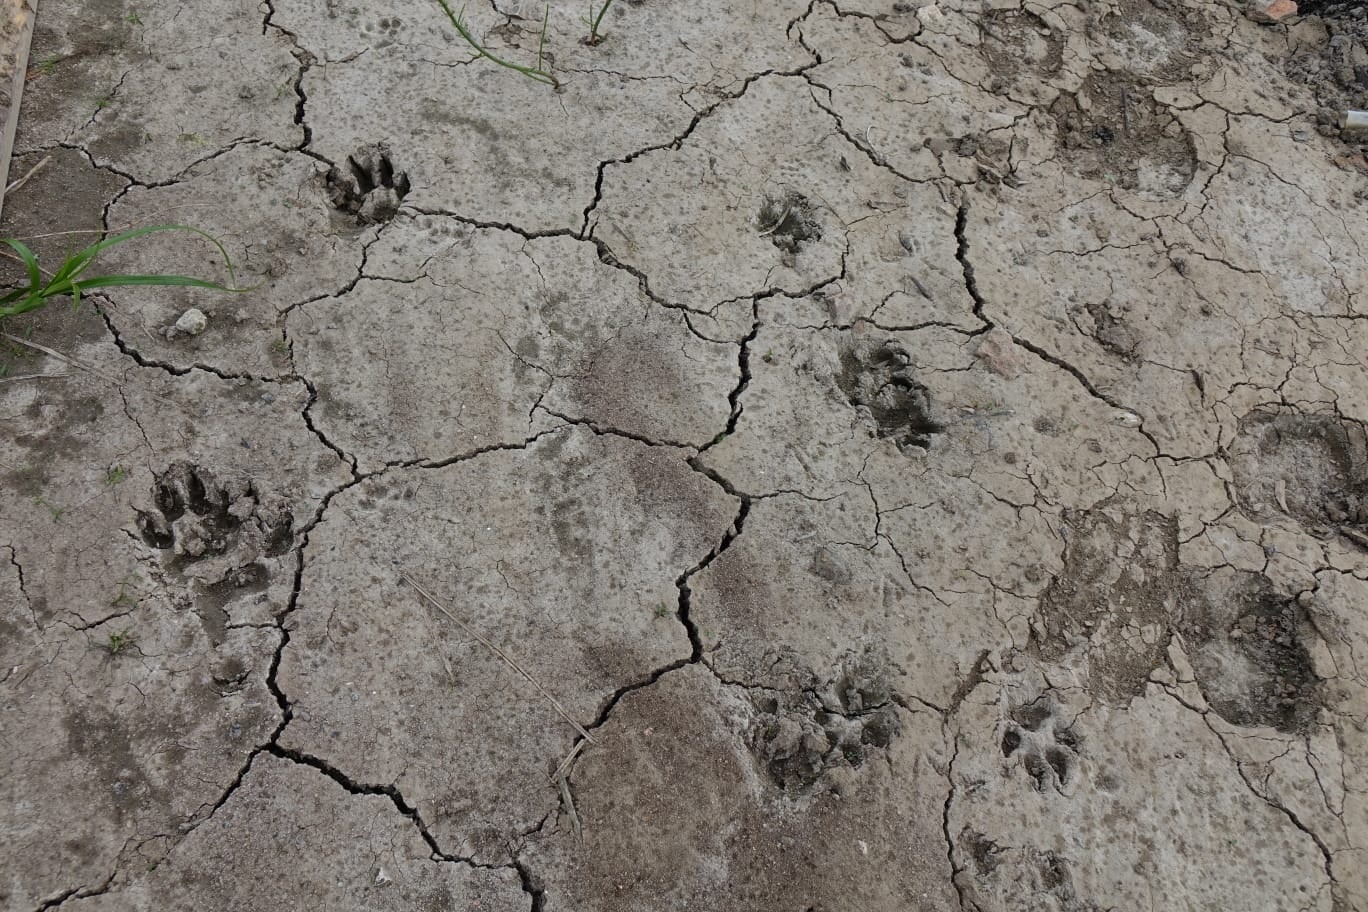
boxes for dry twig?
[399,570,593,744]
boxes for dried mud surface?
[3,0,1368,910]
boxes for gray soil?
[3,0,1368,911]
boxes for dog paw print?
[751,648,902,790]
[326,144,411,225]
[1000,697,1080,794]
[361,15,403,47]
[135,462,293,567]
[756,191,822,257]
[836,338,946,454]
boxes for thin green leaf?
[3,239,42,291]
[0,294,44,319]
[82,225,241,287]
[538,5,549,71]
[0,224,246,327]
[75,274,241,292]
[589,0,615,43]
[432,0,558,86]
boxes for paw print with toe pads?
[326,144,411,225]
[1000,696,1081,795]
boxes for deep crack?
[546,460,752,787]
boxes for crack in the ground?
[534,408,697,450]
[188,460,362,828]
[90,302,297,385]
[543,453,752,789]
[700,300,760,452]
[88,291,365,478]
[264,742,458,860]
[953,201,990,327]
[512,858,547,912]
[297,376,360,477]
[261,0,316,151]
[577,63,821,239]
[190,430,565,851]
[5,543,31,610]
[802,74,941,188]
[398,204,754,346]
[952,197,1165,456]
[30,872,115,912]
[66,134,299,205]
[76,69,131,134]
[941,731,968,912]
[12,3,1366,909]
[1205,716,1340,897]
[414,428,564,470]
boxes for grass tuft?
[585,0,615,45]
[0,225,245,323]
[97,628,136,656]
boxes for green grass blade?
[590,0,614,41]
[0,293,45,318]
[80,225,240,287]
[3,239,43,290]
[538,5,549,70]
[432,0,558,86]
[75,274,242,292]
[1,224,248,326]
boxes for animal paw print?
[1000,697,1080,794]
[751,648,902,790]
[326,144,411,225]
[361,15,404,48]
[135,462,293,566]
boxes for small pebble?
[170,308,208,338]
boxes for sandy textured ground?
[3,0,1368,909]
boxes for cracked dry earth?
[5,0,1368,909]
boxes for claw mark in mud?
[1050,71,1197,199]
[955,831,1102,912]
[1228,410,1368,544]
[960,828,1007,876]
[1083,298,1141,362]
[1183,571,1323,735]
[1000,696,1081,794]
[978,9,1063,83]
[135,462,294,565]
[1031,504,1184,701]
[836,338,945,453]
[757,190,822,256]
[326,144,411,224]
[750,648,902,790]
[1031,499,1325,733]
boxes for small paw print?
[362,15,404,46]
[1000,697,1080,794]
[326,145,411,225]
